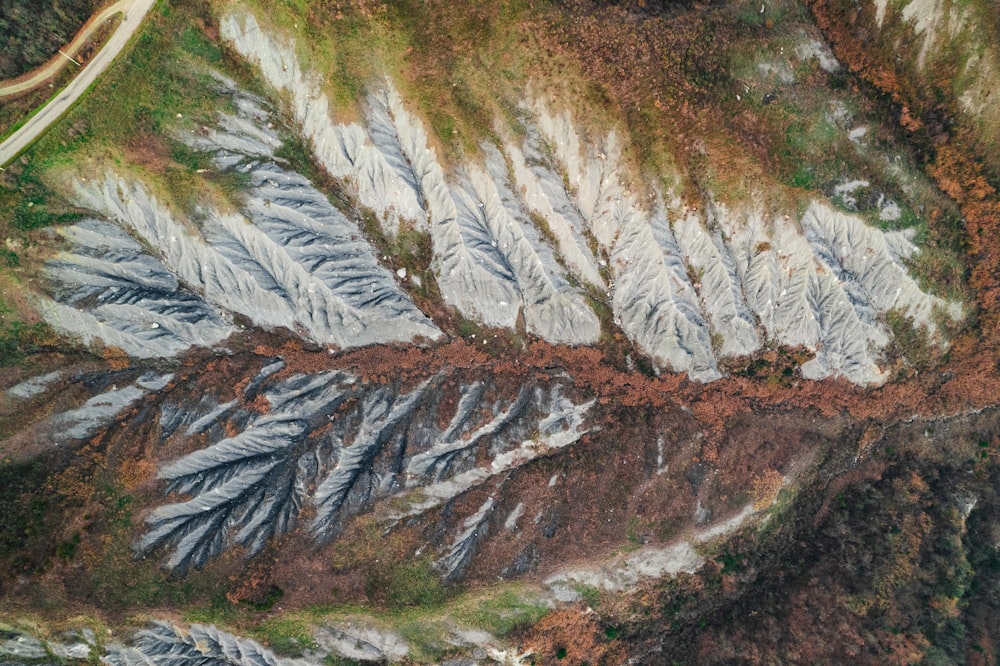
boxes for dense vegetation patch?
[0,0,100,79]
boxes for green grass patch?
[179,24,223,63]
[885,309,938,372]
[571,583,602,609]
[188,583,551,664]
[79,484,220,609]
[380,556,450,608]
[452,587,550,637]
[253,617,319,656]
[0,297,60,367]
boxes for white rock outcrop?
[138,369,593,575]
[510,99,961,385]
[220,13,600,345]
[39,8,957,386]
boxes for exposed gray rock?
[49,76,441,354]
[403,383,530,481]
[180,88,282,165]
[0,636,46,660]
[138,371,592,575]
[512,106,721,380]
[504,502,526,531]
[364,83,431,222]
[477,145,600,344]
[47,643,90,660]
[185,399,239,437]
[716,202,963,384]
[222,163,442,346]
[795,36,840,72]
[673,207,761,358]
[47,7,959,388]
[71,178,297,343]
[546,504,755,599]
[504,123,605,289]
[103,622,289,666]
[800,201,960,334]
[436,497,495,584]
[136,371,355,575]
[51,373,172,442]
[65,161,440,352]
[517,98,961,384]
[429,164,521,329]
[310,380,432,537]
[608,200,720,380]
[0,628,93,664]
[101,646,159,666]
[388,385,594,519]
[39,218,234,359]
[219,13,425,236]
[312,625,409,663]
[181,88,446,348]
[220,17,600,344]
[6,371,63,399]
[242,358,285,399]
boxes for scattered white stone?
[848,126,869,142]
[0,636,47,659]
[545,503,756,598]
[313,624,409,663]
[833,179,870,208]
[7,370,62,399]
[795,37,840,72]
[504,502,525,530]
[880,199,902,221]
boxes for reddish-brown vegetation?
[519,607,626,665]
[809,0,1000,367]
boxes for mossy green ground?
[185,584,550,662]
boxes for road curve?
[0,0,131,100]
[0,0,158,168]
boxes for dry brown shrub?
[522,607,625,665]
[116,458,155,491]
[226,556,274,605]
[102,346,130,370]
[750,468,784,509]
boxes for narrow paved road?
[0,0,131,100]
[0,0,158,167]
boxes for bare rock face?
[715,202,960,384]
[5,4,994,666]
[312,624,410,663]
[102,619,422,666]
[0,629,92,663]
[39,218,234,358]
[216,10,961,383]
[136,367,592,576]
[508,100,962,385]
[220,13,600,346]
[50,372,172,442]
[217,15,426,237]
[57,171,441,352]
[41,92,441,357]
[672,207,761,359]
[103,622,292,666]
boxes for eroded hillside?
[1,0,999,663]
